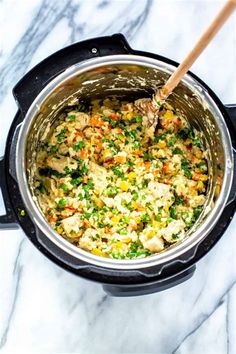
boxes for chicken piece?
[135,98,158,127]
[46,156,77,174]
[44,177,61,197]
[83,127,100,139]
[100,196,114,208]
[79,228,100,251]
[88,161,109,194]
[159,220,186,243]
[147,181,173,202]
[140,235,164,252]
[188,195,205,208]
[72,112,90,130]
[61,214,82,236]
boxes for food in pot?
[35,98,209,259]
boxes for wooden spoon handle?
[159,0,236,100]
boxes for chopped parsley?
[67,114,76,121]
[56,129,67,143]
[73,141,85,151]
[58,199,67,208]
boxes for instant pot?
[1,34,236,296]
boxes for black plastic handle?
[225,104,236,205]
[102,266,195,297]
[0,158,19,229]
[13,34,132,116]
[225,104,236,132]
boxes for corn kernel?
[103,148,112,159]
[184,138,192,146]
[195,150,203,159]
[152,221,161,228]
[157,140,166,149]
[111,215,121,224]
[92,248,106,257]
[58,189,64,197]
[131,201,137,209]
[119,181,130,191]
[164,110,174,119]
[147,230,156,239]
[135,159,143,167]
[128,172,137,181]
[126,112,133,120]
[197,181,205,192]
[56,226,63,235]
[201,174,208,182]
[94,196,104,209]
[122,237,132,243]
[164,205,169,213]
[114,241,124,250]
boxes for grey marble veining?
[0,0,236,353]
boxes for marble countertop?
[0,0,236,353]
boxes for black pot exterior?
[0,34,236,296]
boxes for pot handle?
[0,158,19,229]
[13,34,132,116]
[102,266,195,297]
[225,104,236,205]
[225,104,236,132]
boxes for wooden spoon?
[135,0,236,133]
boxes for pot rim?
[16,54,234,270]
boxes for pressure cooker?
[0,34,235,296]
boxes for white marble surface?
[0,0,236,353]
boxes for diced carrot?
[192,172,201,181]
[75,131,84,137]
[114,155,126,164]
[94,153,99,160]
[136,203,146,212]
[112,128,123,134]
[133,150,143,156]
[163,178,171,185]
[91,116,104,127]
[189,185,196,190]
[79,148,87,160]
[192,173,208,181]
[109,112,119,121]
[96,141,103,152]
[83,219,91,227]
[104,227,111,233]
[83,176,88,183]
[145,161,151,170]
[65,206,76,211]
[135,159,143,167]
[190,156,198,164]
[175,118,182,127]
[163,162,171,173]
[48,216,57,223]
[105,158,115,165]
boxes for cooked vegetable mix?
[35,98,208,259]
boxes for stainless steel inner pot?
[16,55,234,270]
